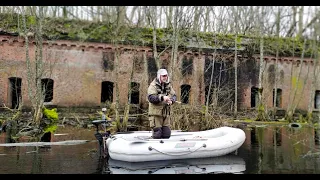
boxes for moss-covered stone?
[42,107,58,133]
[0,13,318,57]
[43,107,58,121]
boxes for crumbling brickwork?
[0,35,318,112]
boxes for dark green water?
[0,125,319,174]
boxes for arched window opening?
[101,81,114,103]
[251,87,259,108]
[8,77,22,109]
[180,84,191,104]
[130,82,140,104]
[41,78,54,102]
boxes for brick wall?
[0,35,318,112]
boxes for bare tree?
[286,6,297,37]
[21,6,46,124]
[307,19,320,122]
[205,31,217,122]
[113,6,128,132]
[193,6,201,32]
[169,6,181,82]
[165,6,173,29]
[203,6,210,32]
[256,6,268,121]
[231,7,242,119]
[145,6,172,70]
[146,6,160,69]
[285,39,307,122]
[272,6,281,119]
[129,6,139,25]
[297,6,304,38]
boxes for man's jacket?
[147,78,176,116]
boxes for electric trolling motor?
[92,120,112,158]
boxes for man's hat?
[157,69,169,83]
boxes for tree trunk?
[297,6,304,38]
[234,35,238,119]
[147,6,160,69]
[166,6,173,29]
[205,40,216,120]
[286,6,297,37]
[129,6,138,24]
[307,23,320,123]
[123,53,136,132]
[22,7,45,124]
[116,6,126,32]
[193,6,200,32]
[256,6,268,121]
[62,6,68,19]
[170,6,180,81]
[159,6,163,28]
[273,7,281,120]
[203,6,210,32]
[286,39,307,122]
[114,47,122,131]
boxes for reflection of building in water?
[250,127,257,145]
[106,155,246,174]
[273,127,282,146]
[315,129,320,145]
[244,126,320,174]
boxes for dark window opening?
[41,78,54,102]
[205,85,213,105]
[204,56,230,91]
[182,55,193,76]
[101,81,114,103]
[9,77,22,109]
[147,56,157,84]
[314,90,320,109]
[204,56,213,88]
[102,52,115,71]
[268,64,275,86]
[129,82,140,104]
[273,88,282,108]
[181,84,191,104]
[204,55,235,110]
[251,87,259,108]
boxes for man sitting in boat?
[147,68,177,139]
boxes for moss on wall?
[0,13,318,57]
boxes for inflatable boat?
[105,126,246,162]
[107,154,246,174]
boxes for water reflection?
[250,127,257,145]
[1,125,320,174]
[100,155,245,174]
[240,125,320,174]
[273,127,282,146]
[0,127,99,174]
[315,129,320,145]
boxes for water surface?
[0,125,319,174]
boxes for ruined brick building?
[0,32,319,115]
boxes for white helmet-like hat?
[157,69,169,83]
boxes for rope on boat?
[148,144,206,156]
